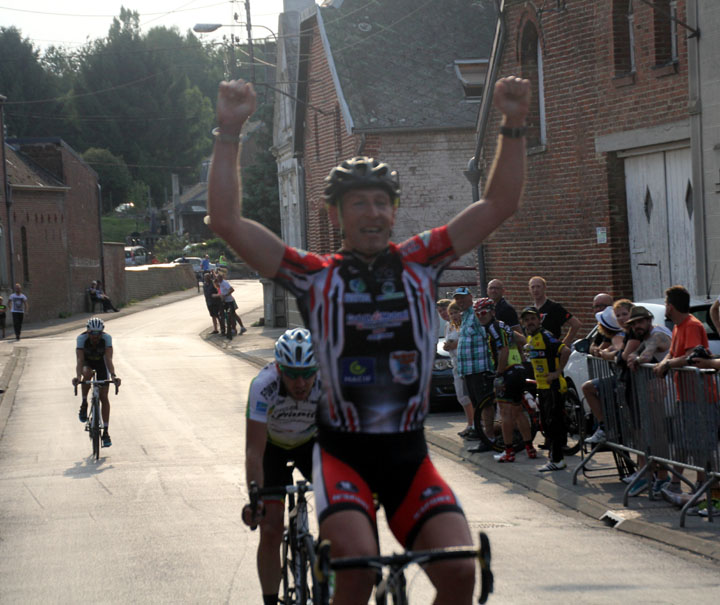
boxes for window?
[612,0,636,75]
[654,0,678,66]
[454,60,489,101]
[520,21,546,147]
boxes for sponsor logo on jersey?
[349,278,367,293]
[418,230,432,247]
[377,280,405,301]
[345,293,372,303]
[255,401,268,413]
[341,357,375,385]
[336,480,359,493]
[367,331,394,341]
[420,485,443,500]
[389,350,418,385]
[346,310,409,330]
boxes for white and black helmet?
[86,317,105,332]
[274,328,316,368]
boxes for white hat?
[595,306,620,332]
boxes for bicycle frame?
[249,480,318,605]
[74,377,118,460]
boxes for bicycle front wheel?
[562,387,585,456]
[281,534,294,605]
[91,401,101,460]
[474,394,503,452]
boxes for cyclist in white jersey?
[209,75,530,605]
[242,328,321,605]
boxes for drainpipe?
[464,0,506,296]
[97,183,105,286]
[0,95,15,287]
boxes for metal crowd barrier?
[572,356,720,527]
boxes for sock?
[262,595,278,605]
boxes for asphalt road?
[0,281,718,604]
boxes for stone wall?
[125,263,196,302]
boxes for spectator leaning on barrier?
[621,305,673,496]
[710,294,720,335]
[583,306,625,445]
[653,285,710,496]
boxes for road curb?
[0,347,27,437]
[425,429,720,564]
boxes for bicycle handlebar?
[73,379,120,396]
[247,480,314,531]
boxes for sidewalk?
[2,285,719,564]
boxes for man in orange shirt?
[654,285,708,377]
[653,284,709,496]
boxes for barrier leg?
[679,477,716,528]
[624,461,653,507]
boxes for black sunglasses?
[280,366,318,379]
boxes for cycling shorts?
[84,358,109,381]
[497,365,527,404]
[312,430,463,548]
[262,439,314,502]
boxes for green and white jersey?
[246,362,321,449]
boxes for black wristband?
[500,125,527,138]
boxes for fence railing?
[572,356,720,527]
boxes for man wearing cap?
[471,298,536,461]
[521,306,571,471]
[626,306,671,370]
[528,276,581,345]
[454,287,496,448]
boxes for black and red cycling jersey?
[274,226,456,434]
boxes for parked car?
[429,338,459,412]
[564,299,720,403]
[124,245,149,266]
[173,256,215,281]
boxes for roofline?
[316,8,354,135]
[10,183,70,192]
[7,136,99,179]
[353,124,474,135]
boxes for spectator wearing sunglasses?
[241,328,322,605]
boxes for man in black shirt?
[528,276,581,345]
[487,278,519,330]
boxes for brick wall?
[477,0,690,328]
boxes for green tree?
[0,27,61,137]
[82,147,132,213]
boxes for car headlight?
[433,358,452,371]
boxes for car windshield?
[690,306,719,339]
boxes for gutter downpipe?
[464,0,506,296]
[97,183,106,287]
[0,95,15,287]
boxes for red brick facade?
[2,139,106,321]
[478,0,690,327]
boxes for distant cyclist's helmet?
[474,298,495,313]
[274,328,317,368]
[87,317,105,332]
[324,156,401,206]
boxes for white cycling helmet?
[274,328,316,368]
[87,317,105,332]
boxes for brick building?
[477,0,700,327]
[0,113,118,320]
[288,0,496,291]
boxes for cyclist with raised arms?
[242,328,322,605]
[208,75,530,604]
[72,317,120,448]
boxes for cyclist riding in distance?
[241,328,322,605]
[208,75,530,604]
[72,317,120,448]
